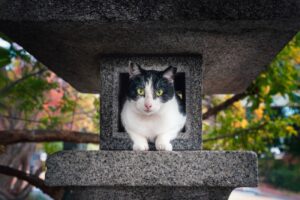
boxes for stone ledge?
[45,151,258,188]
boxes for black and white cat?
[121,61,186,151]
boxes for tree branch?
[0,165,63,200]
[203,122,267,142]
[0,114,45,123]
[0,130,99,145]
[0,68,46,95]
[202,92,247,120]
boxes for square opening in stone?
[117,72,186,132]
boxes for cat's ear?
[163,66,177,83]
[129,61,142,78]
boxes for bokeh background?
[0,31,299,199]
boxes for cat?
[121,61,186,151]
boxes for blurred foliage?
[203,32,300,155]
[282,130,300,156]
[260,159,300,192]
[43,142,63,155]
[93,97,100,132]
[0,36,99,154]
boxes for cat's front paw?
[155,142,173,151]
[133,143,149,151]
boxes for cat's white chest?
[121,97,186,141]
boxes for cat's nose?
[144,103,152,110]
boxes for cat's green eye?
[156,89,163,96]
[137,88,145,95]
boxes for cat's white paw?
[155,142,173,151]
[133,143,149,151]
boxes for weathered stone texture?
[46,151,258,187]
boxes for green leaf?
[0,57,10,68]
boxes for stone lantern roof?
[1,0,300,94]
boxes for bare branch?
[0,130,99,145]
[0,114,45,124]
[202,93,247,120]
[0,165,63,200]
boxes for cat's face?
[127,62,176,115]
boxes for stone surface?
[63,186,233,200]
[100,55,202,150]
[1,0,299,94]
[45,151,258,187]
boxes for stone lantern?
[2,1,300,199]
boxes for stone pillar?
[45,55,258,200]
